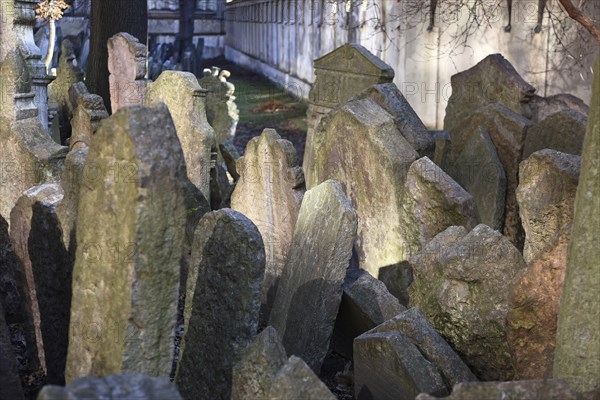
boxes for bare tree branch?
[557,0,600,43]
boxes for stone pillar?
[108,32,148,113]
[14,0,52,129]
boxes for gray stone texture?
[378,261,413,306]
[10,184,71,385]
[0,302,25,400]
[523,109,587,159]
[198,67,239,144]
[264,356,336,400]
[517,149,580,263]
[447,127,506,230]
[305,96,418,276]
[231,128,305,325]
[553,54,600,392]
[269,180,357,373]
[408,224,527,380]
[176,209,265,400]
[145,70,216,203]
[444,53,536,132]
[231,326,287,400]
[66,105,188,380]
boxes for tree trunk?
[176,0,195,64]
[87,0,148,114]
[44,19,56,72]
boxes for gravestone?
[176,209,265,400]
[305,97,418,277]
[522,109,587,159]
[444,54,536,132]
[449,103,534,248]
[57,148,88,251]
[269,180,357,373]
[447,127,506,230]
[304,44,395,174]
[0,49,67,224]
[145,71,216,203]
[553,54,600,392]
[47,40,84,144]
[517,149,580,263]
[199,66,240,144]
[354,83,435,157]
[68,82,109,151]
[66,105,188,381]
[231,326,287,400]
[528,93,589,123]
[10,184,71,385]
[378,261,414,306]
[403,157,478,250]
[409,225,527,380]
[108,32,148,113]
[264,356,336,400]
[231,129,305,324]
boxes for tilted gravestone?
[231,128,305,325]
[108,32,148,113]
[176,209,265,400]
[443,54,536,132]
[304,44,395,174]
[66,104,188,381]
[553,54,600,392]
[305,97,418,277]
[264,356,336,400]
[145,71,216,204]
[10,184,71,385]
[269,180,357,373]
[522,109,587,159]
[199,66,240,144]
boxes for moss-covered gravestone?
[553,54,600,392]
[176,209,265,400]
[66,105,188,381]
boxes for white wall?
[225,0,599,128]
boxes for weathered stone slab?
[403,157,478,250]
[354,330,447,400]
[374,308,477,386]
[528,93,590,123]
[444,54,536,132]
[199,67,239,144]
[508,226,571,379]
[355,83,435,157]
[10,184,71,385]
[305,44,395,167]
[553,54,600,392]
[66,105,188,380]
[0,215,42,396]
[231,128,304,324]
[176,209,265,400]
[265,356,336,400]
[523,109,587,159]
[416,379,594,400]
[145,71,216,203]
[67,82,108,151]
[232,326,287,400]
[219,139,240,181]
[0,50,67,223]
[447,127,506,230]
[449,103,534,248]
[378,261,413,306]
[0,302,25,400]
[304,97,418,276]
[331,271,406,358]
[47,40,84,144]
[517,149,580,263]
[269,180,357,372]
[108,32,148,112]
[38,374,182,400]
[56,148,88,251]
[408,224,527,380]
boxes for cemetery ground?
[212,58,309,161]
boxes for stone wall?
[224,0,599,129]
